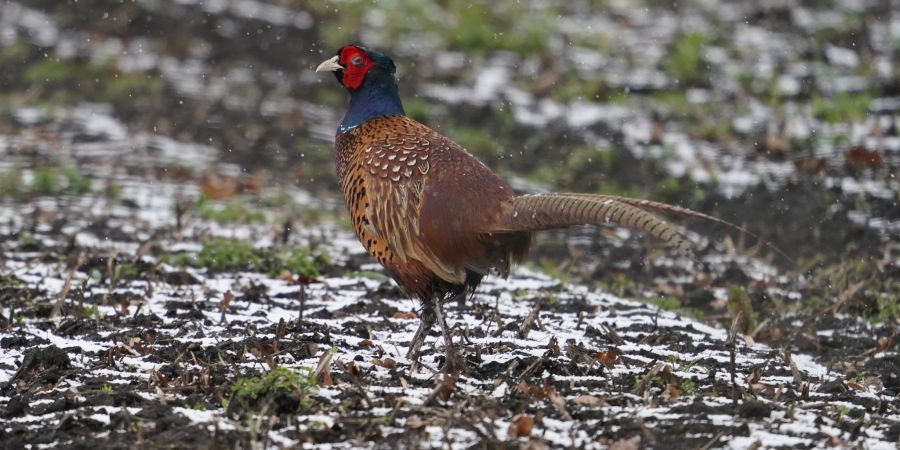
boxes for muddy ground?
[0,1,898,449]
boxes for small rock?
[738,399,771,419]
[3,394,29,417]
[816,379,847,394]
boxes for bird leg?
[407,307,435,372]
[431,297,460,375]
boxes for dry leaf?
[239,168,266,194]
[438,376,456,402]
[597,348,619,367]
[520,441,548,450]
[549,392,571,420]
[545,336,560,356]
[201,172,238,200]
[609,435,641,450]
[795,157,826,173]
[314,350,334,386]
[405,416,427,430]
[345,362,360,378]
[219,290,233,311]
[516,381,549,400]
[845,146,882,170]
[573,394,603,407]
[664,384,681,399]
[508,414,533,438]
[824,433,846,447]
[380,357,396,369]
[276,270,295,281]
[392,311,417,319]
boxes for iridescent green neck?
[339,73,405,133]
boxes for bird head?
[315,45,397,90]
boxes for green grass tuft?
[727,285,758,334]
[22,58,163,107]
[666,33,710,86]
[33,168,59,195]
[271,247,322,278]
[196,239,262,272]
[811,92,873,124]
[869,290,899,324]
[196,197,267,224]
[82,305,99,318]
[0,275,23,288]
[0,167,22,198]
[230,366,317,413]
[2,165,92,198]
[189,239,324,277]
[446,2,551,56]
[641,295,705,321]
[63,165,92,194]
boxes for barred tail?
[493,193,694,256]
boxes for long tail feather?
[493,193,694,256]
[567,193,792,262]
[493,193,792,263]
[564,194,724,224]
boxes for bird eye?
[351,55,364,65]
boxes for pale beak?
[315,55,342,73]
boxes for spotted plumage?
[316,44,767,367]
[335,115,530,301]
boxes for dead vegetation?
[1,0,898,447]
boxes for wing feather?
[362,129,466,284]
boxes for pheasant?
[316,45,756,371]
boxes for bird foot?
[431,297,461,376]
[407,308,435,373]
[406,299,463,375]
[440,342,462,375]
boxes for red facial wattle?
[339,46,375,89]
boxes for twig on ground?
[51,251,83,324]
[518,357,545,381]
[422,374,457,406]
[518,300,542,339]
[699,431,726,450]
[298,284,306,324]
[727,311,743,403]
[335,360,372,408]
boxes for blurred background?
[0,1,897,326]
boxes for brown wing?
[358,116,524,285]
[415,129,526,276]
[359,118,466,284]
